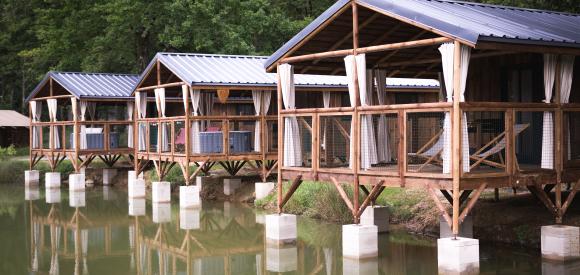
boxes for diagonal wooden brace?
[458,183,486,223]
[278,175,303,212]
[561,179,580,217]
[330,177,355,216]
[428,187,453,229]
[356,181,385,218]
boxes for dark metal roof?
[27,71,139,102]
[265,0,580,70]
[137,52,439,92]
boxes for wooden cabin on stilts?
[264,0,580,264]
[26,72,139,173]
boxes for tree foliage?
[0,0,576,113]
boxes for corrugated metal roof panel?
[139,52,439,91]
[27,72,139,102]
[265,0,580,70]
[0,110,29,127]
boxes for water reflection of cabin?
[131,53,355,184]
[264,0,580,235]
[26,72,139,172]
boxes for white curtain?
[70,98,77,148]
[439,43,471,173]
[280,64,302,167]
[79,101,88,150]
[542,54,557,169]
[359,64,378,170]
[190,89,201,154]
[252,90,263,152]
[47,99,60,149]
[374,69,391,162]
[560,56,575,160]
[30,101,42,149]
[344,55,357,169]
[155,88,169,152]
[322,92,331,151]
[135,92,147,151]
[127,102,134,148]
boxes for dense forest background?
[0,0,578,113]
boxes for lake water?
[0,184,572,274]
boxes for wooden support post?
[276,66,284,214]
[554,60,563,223]
[184,85,191,185]
[399,110,407,186]
[28,102,33,170]
[312,113,320,181]
[351,1,361,224]
[451,41,462,237]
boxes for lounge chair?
[408,129,444,172]
[469,123,529,170]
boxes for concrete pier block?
[46,189,61,204]
[152,182,171,203]
[128,198,146,216]
[102,168,117,185]
[25,170,40,184]
[255,182,275,200]
[180,208,201,230]
[152,202,171,223]
[128,170,143,185]
[256,211,266,224]
[45,172,61,189]
[180,185,201,209]
[541,225,580,261]
[440,215,473,238]
[25,186,40,201]
[360,206,390,233]
[343,257,379,275]
[128,179,146,198]
[79,167,86,175]
[266,243,297,272]
[223,178,241,196]
[69,191,86,208]
[342,224,378,259]
[68,174,85,191]
[265,214,297,244]
[437,237,480,275]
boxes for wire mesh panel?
[110,124,131,149]
[319,115,351,169]
[406,112,445,173]
[174,121,186,154]
[228,119,257,153]
[64,125,74,150]
[565,111,580,162]
[42,126,50,149]
[465,111,506,174]
[364,113,399,172]
[149,122,158,152]
[281,115,312,168]
[159,122,171,153]
[192,120,224,155]
[514,111,551,171]
[138,122,147,152]
[266,119,278,154]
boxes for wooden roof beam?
[373,30,428,68]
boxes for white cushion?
[85,128,103,134]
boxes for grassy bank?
[0,159,76,184]
[255,181,439,234]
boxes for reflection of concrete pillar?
[46,188,61,204]
[25,170,40,185]
[152,182,171,203]
[102,168,117,185]
[69,173,85,191]
[103,186,117,201]
[223,178,241,196]
[223,201,232,219]
[542,259,580,274]
[180,186,201,208]
[152,202,171,223]
[25,186,40,201]
[45,172,61,188]
[541,225,580,261]
[266,214,297,245]
[128,198,146,216]
[255,182,275,200]
[343,257,378,275]
[180,207,201,230]
[440,215,473,238]
[437,237,480,275]
[266,243,297,272]
[342,224,378,259]
[69,190,86,208]
[360,206,389,233]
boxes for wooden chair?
[469,123,529,170]
[408,129,444,172]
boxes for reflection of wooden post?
[351,1,361,223]
[451,41,462,237]
[276,66,284,213]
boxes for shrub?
[0,145,17,160]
